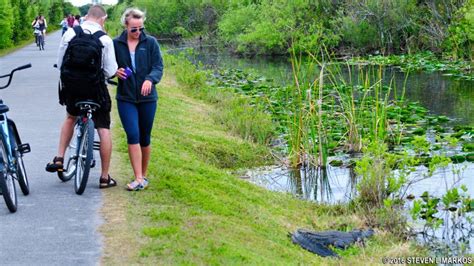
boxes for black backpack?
[60,26,107,106]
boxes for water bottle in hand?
[124,67,132,79]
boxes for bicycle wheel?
[11,133,29,195]
[58,129,78,182]
[0,138,17,212]
[38,35,44,50]
[74,119,94,195]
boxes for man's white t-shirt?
[57,20,118,78]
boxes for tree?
[0,0,14,48]
[49,1,63,27]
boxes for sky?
[67,0,118,6]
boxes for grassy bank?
[0,37,37,57]
[100,63,424,264]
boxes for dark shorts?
[66,102,111,129]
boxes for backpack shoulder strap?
[73,26,83,36]
[92,30,106,40]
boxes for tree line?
[107,0,473,61]
[0,0,79,49]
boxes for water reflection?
[412,208,473,257]
[246,163,474,254]
[247,165,358,203]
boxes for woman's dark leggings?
[117,100,157,146]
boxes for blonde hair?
[121,8,146,26]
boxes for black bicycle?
[0,64,32,212]
[34,28,44,51]
[58,101,100,195]
[54,63,116,195]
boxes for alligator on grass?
[290,228,375,257]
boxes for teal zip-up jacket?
[113,30,163,103]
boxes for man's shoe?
[45,156,64,173]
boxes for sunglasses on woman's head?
[130,27,145,33]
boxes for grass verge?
[0,36,46,57]
[100,62,426,265]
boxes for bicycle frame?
[62,103,96,178]
[0,63,32,212]
[74,106,94,154]
[0,113,15,174]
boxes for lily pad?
[329,160,343,167]
[462,143,474,152]
[450,155,466,164]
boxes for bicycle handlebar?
[107,79,118,85]
[0,63,32,89]
[14,63,32,72]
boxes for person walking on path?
[67,14,75,28]
[45,5,118,188]
[60,15,68,36]
[113,8,164,191]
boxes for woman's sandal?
[45,156,64,173]
[126,178,149,191]
[99,175,117,189]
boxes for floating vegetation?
[347,52,473,81]
[208,67,474,167]
[410,188,474,256]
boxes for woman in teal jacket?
[114,8,164,191]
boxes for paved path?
[0,31,103,265]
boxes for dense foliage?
[107,0,474,60]
[0,0,78,49]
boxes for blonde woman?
[113,8,164,191]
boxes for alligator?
[290,228,375,257]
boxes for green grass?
[0,30,62,57]
[101,68,427,265]
[0,37,36,57]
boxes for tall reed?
[287,47,408,169]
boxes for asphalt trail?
[0,31,103,265]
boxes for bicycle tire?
[38,35,44,50]
[74,119,94,195]
[9,126,29,195]
[58,128,78,182]
[0,138,17,212]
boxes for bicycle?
[0,64,32,213]
[53,62,116,195]
[34,27,44,51]
[57,100,100,195]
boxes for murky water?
[182,46,474,125]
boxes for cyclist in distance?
[31,16,40,45]
[32,15,47,41]
[45,5,118,189]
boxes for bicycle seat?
[75,101,101,111]
[0,104,9,114]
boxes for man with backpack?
[46,5,118,189]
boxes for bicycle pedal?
[18,143,31,154]
[90,159,96,168]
